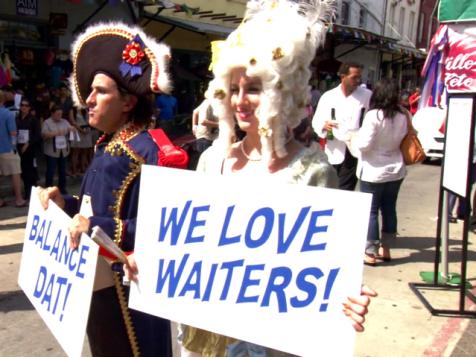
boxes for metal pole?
[441,190,449,279]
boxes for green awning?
[438,0,476,22]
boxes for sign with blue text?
[18,187,98,357]
[130,166,371,356]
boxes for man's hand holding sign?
[128,166,375,356]
[18,187,99,357]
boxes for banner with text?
[445,26,476,93]
[18,187,98,357]
[130,166,371,356]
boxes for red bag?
[148,129,189,169]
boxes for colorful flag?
[420,25,449,109]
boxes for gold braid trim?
[113,217,124,245]
[113,273,140,357]
[106,123,146,247]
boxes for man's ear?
[123,94,138,113]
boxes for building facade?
[381,0,424,90]
[416,0,439,51]
[331,0,388,88]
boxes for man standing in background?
[312,62,372,191]
[156,92,177,135]
[192,98,218,153]
[0,89,26,207]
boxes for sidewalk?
[354,161,476,357]
[0,161,475,356]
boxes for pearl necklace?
[240,138,262,161]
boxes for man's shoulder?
[126,130,159,163]
[133,130,156,147]
[320,85,341,99]
[319,86,339,103]
[354,86,372,100]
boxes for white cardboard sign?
[130,166,371,356]
[443,96,474,196]
[18,187,99,357]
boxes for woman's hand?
[68,214,90,249]
[38,186,65,210]
[123,254,139,283]
[344,285,377,332]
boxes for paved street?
[0,161,475,356]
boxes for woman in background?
[349,78,408,265]
[41,105,72,194]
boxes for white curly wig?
[206,0,335,161]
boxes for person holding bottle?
[312,62,372,191]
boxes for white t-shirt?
[194,100,218,141]
[312,84,372,164]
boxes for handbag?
[400,111,426,165]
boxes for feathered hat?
[206,0,335,161]
[70,22,171,108]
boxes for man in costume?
[39,22,187,357]
[312,62,372,191]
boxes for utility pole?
[379,0,389,79]
[382,0,388,36]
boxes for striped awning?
[329,24,393,45]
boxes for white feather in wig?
[69,21,171,108]
[206,0,335,161]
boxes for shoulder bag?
[400,110,426,165]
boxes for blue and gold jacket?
[65,123,158,251]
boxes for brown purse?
[400,110,426,165]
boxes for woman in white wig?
[177,0,377,356]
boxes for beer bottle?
[327,108,336,140]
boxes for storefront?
[138,3,242,111]
[380,43,426,91]
[0,0,137,93]
[315,24,397,91]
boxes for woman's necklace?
[240,137,262,161]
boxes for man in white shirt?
[312,62,372,190]
[192,98,219,152]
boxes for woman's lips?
[236,111,252,120]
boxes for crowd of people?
[0,81,99,207]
